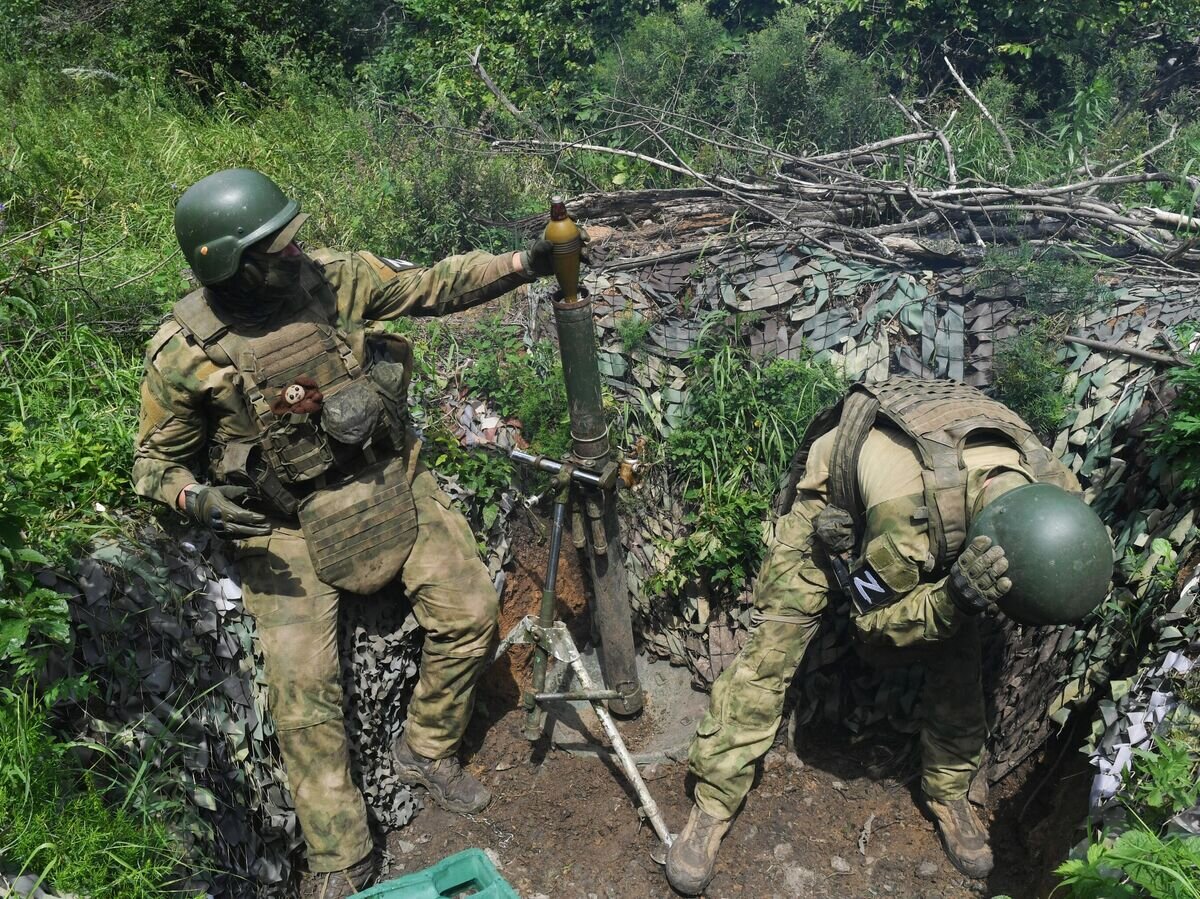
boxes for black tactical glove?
[184,485,273,538]
[522,239,556,278]
[814,504,856,555]
[947,535,1011,616]
[523,228,592,278]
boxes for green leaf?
[0,619,31,658]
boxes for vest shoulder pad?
[172,288,229,346]
[145,317,184,364]
[171,288,234,366]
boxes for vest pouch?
[211,439,300,517]
[297,454,418,593]
[321,381,385,447]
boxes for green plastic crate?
[351,848,519,899]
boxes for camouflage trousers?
[236,468,497,872]
[688,500,985,821]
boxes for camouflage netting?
[58,233,1196,893]
[575,241,1199,783]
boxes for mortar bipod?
[491,449,673,850]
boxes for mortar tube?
[552,294,644,716]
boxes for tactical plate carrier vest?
[781,377,1077,573]
[171,258,418,594]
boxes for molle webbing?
[173,288,234,365]
[837,377,1074,569]
[296,455,419,594]
[171,266,363,485]
[306,479,415,569]
[785,377,1077,572]
[827,391,879,534]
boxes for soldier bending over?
[666,378,1112,895]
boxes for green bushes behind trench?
[652,336,845,602]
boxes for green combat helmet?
[174,169,303,285]
[968,483,1113,626]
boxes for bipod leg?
[523,468,573,741]
[565,650,674,848]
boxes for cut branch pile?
[488,101,1200,274]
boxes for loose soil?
[383,516,1085,898]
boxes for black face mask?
[211,249,304,326]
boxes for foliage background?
[1,0,1199,893]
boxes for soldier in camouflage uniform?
[134,169,559,897]
[666,378,1112,895]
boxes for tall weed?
[653,337,844,600]
[0,690,187,898]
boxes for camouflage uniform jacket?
[133,248,532,509]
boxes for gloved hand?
[947,535,1011,615]
[814,504,856,555]
[523,228,592,278]
[185,485,273,538]
[522,239,556,278]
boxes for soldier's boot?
[665,804,732,896]
[393,735,491,815]
[924,796,994,878]
[300,851,379,899]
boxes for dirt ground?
[383,723,1086,899]
[382,519,1088,899]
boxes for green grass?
[0,691,188,898]
[650,335,844,600]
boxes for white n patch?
[852,568,888,607]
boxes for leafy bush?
[0,0,387,83]
[1055,727,1200,899]
[814,0,1200,92]
[457,317,573,458]
[740,7,897,150]
[592,3,737,124]
[1055,827,1200,899]
[1150,348,1200,491]
[1127,731,1200,831]
[423,426,516,536]
[0,500,70,681]
[991,325,1069,439]
[652,339,844,599]
[359,0,654,114]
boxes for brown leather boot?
[665,804,732,896]
[925,796,994,878]
[393,735,491,815]
[300,851,379,899]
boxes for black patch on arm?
[847,560,899,615]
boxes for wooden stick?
[1061,334,1187,366]
[944,55,1016,163]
